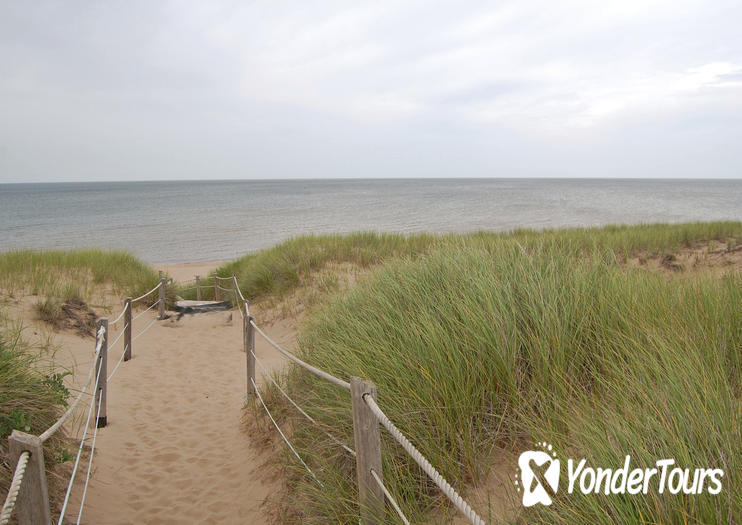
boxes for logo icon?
[515,442,560,507]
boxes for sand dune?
[18,265,297,524]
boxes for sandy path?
[44,290,294,523]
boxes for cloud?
[0,0,741,181]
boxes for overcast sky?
[1,1,741,182]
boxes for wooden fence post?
[246,314,256,396]
[158,277,166,319]
[351,377,384,524]
[124,297,132,361]
[214,275,220,301]
[8,431,52,525]
[96,317,108,428]
[195,275,201,301]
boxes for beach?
[6,262,294,524]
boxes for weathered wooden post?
[214,275,220,301]
[158,277,166,319]
[8,431,52,525]
[246,314,256,396]
[96,318,108,428]
[124,297,132,361]
[351,377,384,524]
[195,275,201,301]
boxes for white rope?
[233,277,248,318]
[250,321,350,390]
[108,304,127,325]
[132,318,157,342]
[58,356,103,524]
[132,299,159,321]
[233,276,247,303]
[0,451,30,525]
[131,283,160,303]
[106,323,126,351]
[363,395,485,525]
[75,389,103,524]
[252,352,355,457]
[370,468,411,525]
[39,326,105,442]
[216,284,233,292]
[108,343,129,381]
[251,377,324,487]
[214,275,233,281]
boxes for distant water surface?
[0,179,740,264]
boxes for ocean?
[1,179,740,264]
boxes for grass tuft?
[251,223,741,523]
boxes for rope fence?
[57,337,104,525]
[132,299,160,321]
[364,395,485,525]
[252,351,356,457]
[250,377,323,487]
[3,276,167,525]
[250,320,350,390]
[4,273,486,525]
[131,283,160,304]
[238,275,485,525]
[370,469,410,525]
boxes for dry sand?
[159,262,225,283]
[12,262,295,524]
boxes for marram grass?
[0,249,161,302]
[214,221,742,303]
[254,225,741,524]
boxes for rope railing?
[75,389,104,524]
[250,377,324,487]
[363,394,485,525]
[132,298,160,321]
[108,343,129,381]
[109,303,127,325]
[6,272,489,525]
[57,354,104,524]
[252,351,355,457]
[0,451,30,525]
[370,468,410,525]
[39,326,105,442]
[106,323,126,351]
[132,318,157,342]
[250,320,350,390]
[131,283,160,304]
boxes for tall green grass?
[0,320,70,498]
[0,249,161,301]
[260,227,740,523]
[211,222,741,303]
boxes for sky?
[1,0,741,182]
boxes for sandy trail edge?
[36,262,291,524]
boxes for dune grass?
[0,318,70,498]
[0,249,161,307]
[250,223,741,524]
[201,222,742,305]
